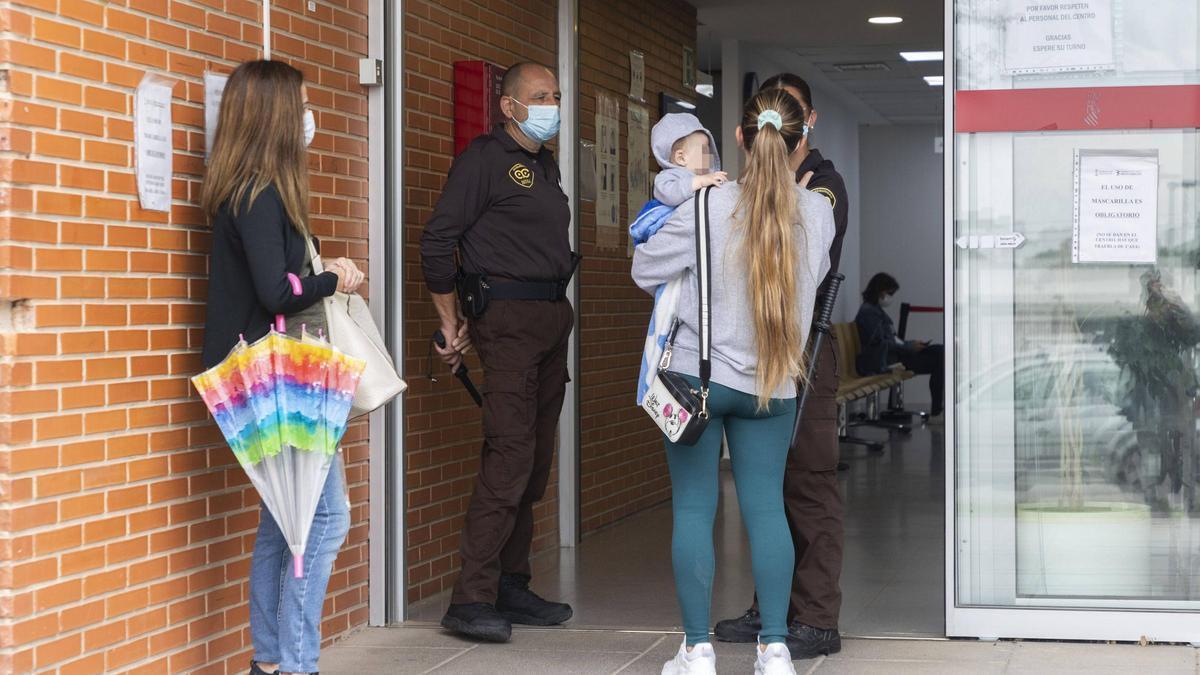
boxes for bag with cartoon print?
[641,186,713,446]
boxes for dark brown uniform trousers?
[451,299,574,605]
[752,333,844,629]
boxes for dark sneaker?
[496,573,573,625]
[714,608,761,643]
[249,663,276,675]
[441,602,512,643]
[784,623,841,659]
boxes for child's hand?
[700,171,729,188]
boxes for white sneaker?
[754,642,796,675]
[661,640,717,675]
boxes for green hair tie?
[757,110,783,131]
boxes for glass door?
[948,0,1200,641]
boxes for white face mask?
[880,294,894,308]
[303,109,316,147]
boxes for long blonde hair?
[736,89,809,408]
[201,60,310,236]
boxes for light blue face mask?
[511,98,561,143]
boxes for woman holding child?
[631,89,835,674]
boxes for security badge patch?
[811,186,836,208]
[509,163,534,189]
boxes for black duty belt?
[488,279,569,302]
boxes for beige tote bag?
[308,240,406,417]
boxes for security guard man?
[420,62,576,643]
[714,73,849,659]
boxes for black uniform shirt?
[420,125,572,294]
[798,149,849,293]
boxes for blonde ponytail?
[735,90,810,409]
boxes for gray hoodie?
[631,183,835,399]
[651,113,721,206]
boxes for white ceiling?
[689,0,946,123]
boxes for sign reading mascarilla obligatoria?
[1072,150,1159,265]
[1005,0,1114,74]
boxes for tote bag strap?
[305,236,326,274]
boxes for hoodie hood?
[651,113,721,172]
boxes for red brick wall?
[576,0,696,531]
[401,0,560,604]
[0,1,372,672]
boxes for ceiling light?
[675,100,697,110]
[869,16,903,24]
[900,50,943,62]
[695,71,714,98]
[924,75,944,86]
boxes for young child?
[631,113,726,405]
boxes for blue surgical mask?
[511,99,560,143]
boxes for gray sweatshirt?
[631,183,835,399]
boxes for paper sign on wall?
[204,72,229,162]
[629,50,645,101]
[1072,150,1159,264]
[626,103,650,257]
[595,92,622,250]
[135,73,174,213]
[1005,0,1114,74]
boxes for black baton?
[433,330,483,407]
[790,273,844,452]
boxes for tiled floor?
[323,424,1200,672]
[407,423,945,638]
[319,624,1200,674]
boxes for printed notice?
[1072,150,1158,264]
[204,72,229,162]
[626,103,650,257]
[629,50,646,101]
[135,73,174,212]
[595,91,622,250]
[1005,0,1114,74]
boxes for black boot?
[496,573,573,626]
[785,622,841,659]
[713,608,761,643]
[441,602,512,643]
[249,663,275,675]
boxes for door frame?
[942,0,1200,644]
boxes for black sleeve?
[233,189,338,316]
[808,172,849,273]
[420,143,492,294]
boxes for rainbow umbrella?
[192,327,365,577]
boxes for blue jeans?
[250,455,350,673]
[665,376,796,646]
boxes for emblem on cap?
[509,163,534,188]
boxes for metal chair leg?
[851,392,912,433]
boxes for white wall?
[858,124,945,403]
[735,44,870,323]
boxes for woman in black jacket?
[199,60,363,675]
[855,273,944,419]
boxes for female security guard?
[714,73,849,660]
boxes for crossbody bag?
[641,186,713,446]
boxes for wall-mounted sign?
[682,46,696,90]
[1072,149,1159,264]
[626,103,650,257]
[595,91,622,249]
[204,71,229,163]
[629,50,645,101]
[135,73,174,213]
[1005,0,1114,74]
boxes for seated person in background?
[855,273,944,420]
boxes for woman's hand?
[327,258,364,293]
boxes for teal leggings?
[665,376,796,646]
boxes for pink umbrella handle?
[293,553,304,578]
[275,273,305,333]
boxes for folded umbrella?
[192,325,365,578]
